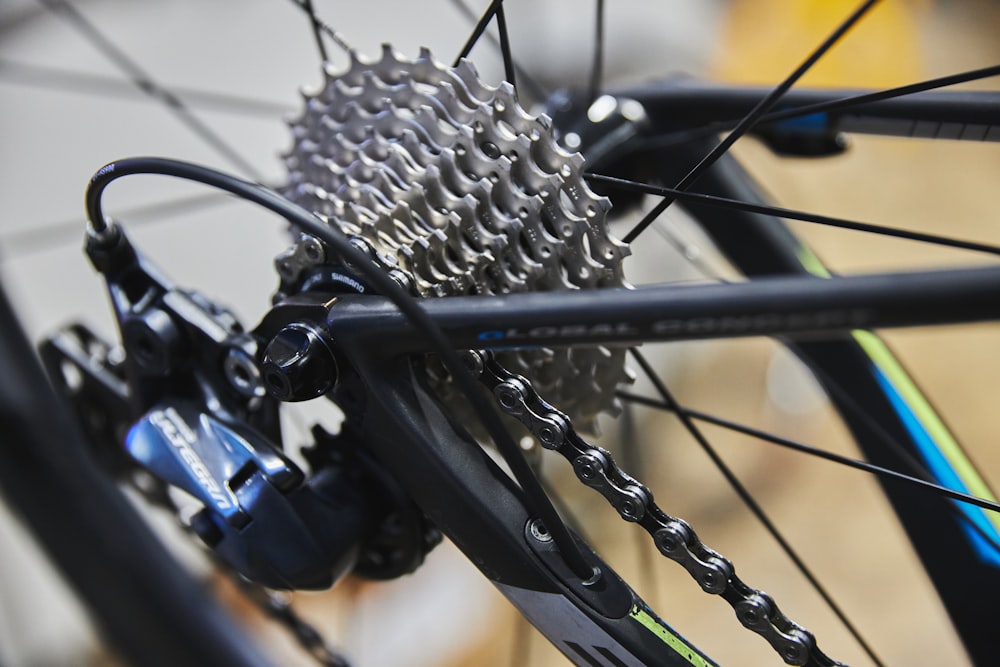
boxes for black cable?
[85,156,595,581]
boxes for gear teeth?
[280,46,633,432]
[450,58,495,106]
[491,83,536,132]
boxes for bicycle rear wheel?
[1,2,999,666]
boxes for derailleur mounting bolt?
[261,324,338,402]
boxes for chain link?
[472,349,843,667]
[233,579,351,667]
[141,484,353,667]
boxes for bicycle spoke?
[622,191,1000,519]
[0,193,236,258]
[618,400,659,607]
[590,173,1000,257]
[628,347,884,667]
[494,2,516,90]
[612,188,974,494]
[38,0,264,180]
[623,0,881,244]
[457,0,518,92]
[587,0,605,105]
[286,0,353,55]
[754,65,1000,128]
[300,0,329,62]
[621,188,1000,562]
[454,0,504,65]
[617,390,1000,516]
[804,356,1000,556]
[621,373,1000,563]
[447,0,547,101]
[0,60,294,117]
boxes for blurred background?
[1,1,998,665]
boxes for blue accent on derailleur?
[126,402,379,589]
[127,402,300,528]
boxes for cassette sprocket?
[280,45,632,432]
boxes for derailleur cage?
[42,223,434,589]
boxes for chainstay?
[469,350,843,667]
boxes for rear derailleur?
[40,224,437,590]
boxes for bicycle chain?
[466,349,843,667]
[233,577,350,667]
[129,478,351,667]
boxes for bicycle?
[1,1,999,665]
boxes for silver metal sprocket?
[280,45,632,432]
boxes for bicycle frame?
[2,76,998,666]
[317,263,1000,352]
[240,257,1000,666]
[331,352,717,666]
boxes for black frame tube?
[325,263,1000,353]
[625,81,1000,141]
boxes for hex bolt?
[528,519,552,543]
[122,308,183,376]
[223,347,266,399]
[261,325,338,401]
